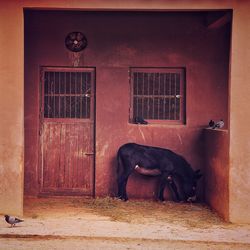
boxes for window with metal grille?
[42,69,92,119]
[130,67,185,124]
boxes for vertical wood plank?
[41,68,94,195]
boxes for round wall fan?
[65,32,88,52]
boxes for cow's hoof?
[117,197,128,202]
[114,197,122,202]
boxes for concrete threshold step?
[1,233,250,248]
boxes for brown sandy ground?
[0,237,249,250]
[0,197,249,250]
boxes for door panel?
[40,67,95,196]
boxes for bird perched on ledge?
[4,215,24,227]
[212,119,224,129]
[134,116,148,125]
[208,120,215,128]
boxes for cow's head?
[184,169,202,202]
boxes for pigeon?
[212,119,224,129]
[4,215,24,227]
[208,120,215,128]
[134,116,148,125]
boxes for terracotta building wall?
[0,1,24,216]
[1,0,250,223]
[204,129,229,221]
[24,11,230,200]
[229,2,250,223]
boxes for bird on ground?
[212,119,224,129]
[4,215,24,227]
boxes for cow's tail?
[116,148,125,198]
[117,149,124,179]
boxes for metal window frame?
[129,67,186,125]
[40,66,95,122]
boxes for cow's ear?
[196,173,202,179]
[195,169,202,179]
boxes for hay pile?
[79,197,226,229]
[24,196,229,229]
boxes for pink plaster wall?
[204,129,229,221]
[24,11,230,200]
[229,2,250,223]
[0,1,24,216]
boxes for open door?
[39,67,95,196]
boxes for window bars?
[130,68,185,124]
[43,70,92,119]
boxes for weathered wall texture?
[204,129,229,221]
[229,2,250,223]
[0,2,24,216]
[24,10,230,201]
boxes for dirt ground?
[1,237,249,250]
[0,197,250,249]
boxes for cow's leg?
[117,159,131,201]
[159,173,181,202]
[117,155,135,201]
[117,154,130,201]
[168,179,181,202]
[158,177,167,201]
[117,171,126,200]
[117,177,123,199]
[158,172,175,201]
[165,175,181,202]
[117,175,129,201]
[117,175,130,201]
[121,177,129,201]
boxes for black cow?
[117,143,202,202]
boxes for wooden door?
[39,67,95,196]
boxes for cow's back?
[117,143,194,179]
